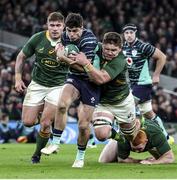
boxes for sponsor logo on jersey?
[41,58,59,67]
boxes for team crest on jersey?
[132,49,137,57]
[48,49,55,54]
[126,57,133,66]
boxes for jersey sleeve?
[139,41,156,58]
[103,54,126,80]
[152,132,171,156]
[22,33,39,57]
[118,141,131,159]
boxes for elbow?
[163,150,175,164]
[168,152,175,164]
[163,54,167,63]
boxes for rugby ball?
[64,44,79,56]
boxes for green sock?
[33,131,50,156]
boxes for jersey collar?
[46,30,61,47]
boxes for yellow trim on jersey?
[45,30,61,46]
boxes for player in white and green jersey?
[99,119,174,164]
[122,24,172,143]
[71,32,137,142]
[15,12,66,163]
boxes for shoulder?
[80,29,97,42]
[83,28,96,37]
[32,31,45,38]
[29,31,45,42]
[136,39,154,51]
[144,120,165,140]
[113,52,126,64]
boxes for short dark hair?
[47,12,64,22]
[122,23,137,33]
[65,13,83,28]
[103,32,122,48]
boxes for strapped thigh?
[92,110,114,128]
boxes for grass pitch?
[0,143,177,179]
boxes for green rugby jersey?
[22,31,68,87]
[122,38,155,85]
[118,120,171,160]
[97,44,129,105]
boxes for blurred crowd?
[1,0,177,77]
[0,0,177,142]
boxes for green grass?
[0,143,177,179]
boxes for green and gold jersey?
[22,31,68,87]
[118,120,171,160]
[97,44,129,105]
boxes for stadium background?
[0,0,177,144]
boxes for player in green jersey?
[99,119,174,164]
[15,12,66,163]
[70,32,138,144]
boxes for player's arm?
[118,157,142,163]
[72,52,111,85]
[151,48,166,85]
[140,149,174,164]
[15,50,27,93]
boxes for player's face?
[47,21,64,40]
[123,30,136,44]
[66,27,83,42]
[102,43,121,61]
[130,140,148,153]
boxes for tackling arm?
[73,52,112,85]
[118,157,142,163]
[58,55,84,72]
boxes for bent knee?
[78,121,90,131]
[98,156,107,163]
[94,127,110,141]
[40,120,51,130]
[57,102,70,114]
[22,122,34,127]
